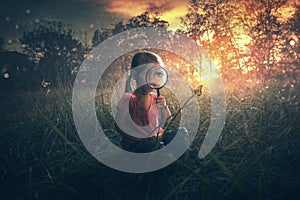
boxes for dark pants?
[121,127,189,153]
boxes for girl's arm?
[156,95,172,123]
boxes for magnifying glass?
[146,66,168,97]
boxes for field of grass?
[0,77,299,200]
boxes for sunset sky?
[100,0,189,29]
[1,0,298,52]
[0,0,189,51]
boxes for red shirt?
[117,92,163,138]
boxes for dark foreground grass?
[0,79,300,200]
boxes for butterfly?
[194,85,203,96]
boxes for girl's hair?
[125,51,163,92]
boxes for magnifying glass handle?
[156,89,160,97]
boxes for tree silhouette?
[247,0,289,78]
[20,21,86,87]
[276,5,300,82]
[180,0,245,79]
[92,28,112,47]
[126,11,169,29]
[91,11,170,88]
[180,0,298,81]
[92,11,169,47]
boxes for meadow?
[0,75,299,200]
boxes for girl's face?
[133,62,161,93]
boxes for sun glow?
[99,0,299,82]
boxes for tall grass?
[0,77,299,199]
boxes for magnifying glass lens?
[146,67,168,89]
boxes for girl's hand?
[156,95,167,107]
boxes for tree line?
[0,0,299,95]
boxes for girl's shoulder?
[122,93,133,98]
[118,93,132,104]
[120,92,156,101]
[120,92,135,100]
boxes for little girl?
[116,51,188,153]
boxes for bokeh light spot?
[3,72,10,79]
